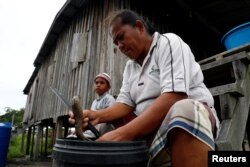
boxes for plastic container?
[221,22,250,50]
[0,122,12,167]
[52,138,149,167]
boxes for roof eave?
[23,0,88,94]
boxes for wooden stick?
[71,96,90,141]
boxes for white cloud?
[0,0,66,115]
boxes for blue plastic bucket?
[221,22,250,50]
[0,122,12,167]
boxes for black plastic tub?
[52,138,149,167]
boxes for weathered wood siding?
[22,0,230,126]
[23,0,134,125]
[199,44,250,150]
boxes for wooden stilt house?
[22,0,250,160]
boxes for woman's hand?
[96,127,134,142]
[68,109,99,130]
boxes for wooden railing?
[199,43,250,150]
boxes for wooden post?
[30,126,35,160]
[64,126,69,138]
[247,108,250,147]
[219,93,237,119]
[52,124,56,145]
[45,126,48,157]
[56,117,63,139]
[34,124,43,160]
[26,127,32,155]
[40,125,44,158]
[20,126,26,153]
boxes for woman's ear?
[135,20,145,32]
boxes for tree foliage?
[0,107,24,128]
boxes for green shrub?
[7,134,25,159]
[41,136,54,155]
[7,128,54,160]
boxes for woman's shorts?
[148,99,219,166]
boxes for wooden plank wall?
[23,0,181,126]
[24,0,133,125]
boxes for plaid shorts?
[148,99,219,166]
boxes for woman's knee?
[169,99,195,114]
[169,127,211,167]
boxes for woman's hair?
[109,9,155,35]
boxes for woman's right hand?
[68,109,99,130]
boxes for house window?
[70,33,88,69]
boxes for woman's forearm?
[120,92,187,139]
[96,102,134,123]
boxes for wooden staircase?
[199,43,250,150]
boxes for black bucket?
[52,138,149,167]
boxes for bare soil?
[5,157,52,167]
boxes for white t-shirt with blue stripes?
[116,32,215,117]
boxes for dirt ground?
[5,157,52,167]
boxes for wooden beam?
[20,126,26,153]
[45,126,48,157]
[199,43,250,65]
[56,117,63,138]
[216,65,250,150]
[175,0,222,36]
[209,83,244,97]
[34,124,43,160]
[30,126,35,160]
[26,127,32,155]
[40,126,44,158]
[219,93,237,119]
[201,51,250,71]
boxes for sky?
[0,0,66,115]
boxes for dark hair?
[109,9,155,35]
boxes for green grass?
[7,134,25,159]
[7,129,54,160]
[41,137,53,155]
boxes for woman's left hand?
[96,128,133,141]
